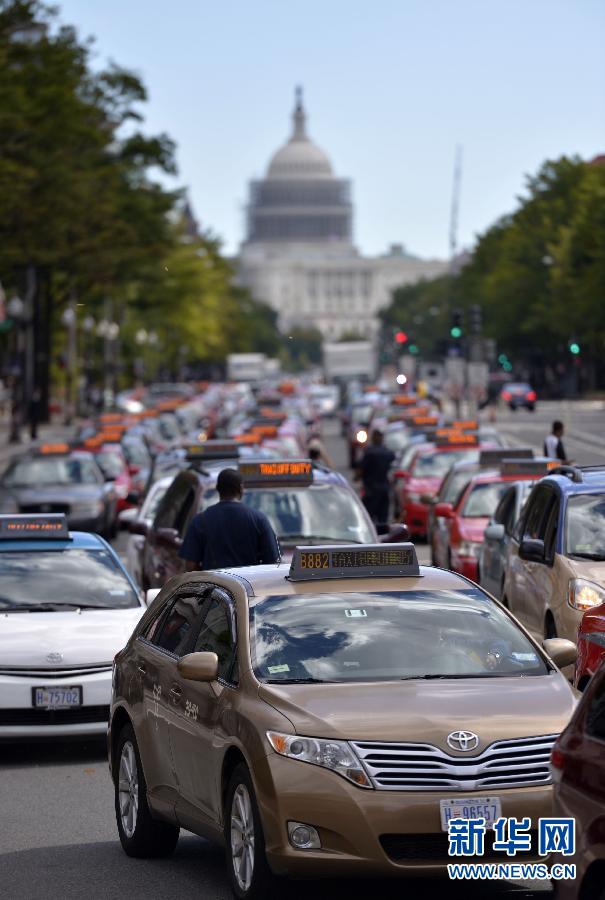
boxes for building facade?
[238,89,447,339]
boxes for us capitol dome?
[238,88,446,339]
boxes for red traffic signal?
[395,330,408,345]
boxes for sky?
[58,0,605,261]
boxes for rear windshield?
[462,481,510,517]
[0,549,139,611]
[413,449,478,478]
[250,589,547,682]
[3,457,100,487]
[441,469,475,505]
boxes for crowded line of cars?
[0,376,604,898]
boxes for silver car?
[478,481,533,599]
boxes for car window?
[543,497,560,562]
[3,456,101,486]
[174,487,196,537]
[522,486,554,540]
[153,593,206,656]
[462,482,510,518]
[586,676,605,742]
[494,487,515,532]
[413,449,478,478]
[441,469,474,505]
[565,494,605,560]
[154,474,194,530]
[193,589,237,682]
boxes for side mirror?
[156,526,182,549]
[543,638,577,669]
[434,502,454,519]
[378,523,410,543]
[178,651,219,682]
[128,464,141,476]
[485,523,505,542]
[519,538,545,562]
[128,519,149,537]
[145,588,161,607]
[118,507,137,530]
[125,492,140,506]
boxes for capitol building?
[238,89,447,339]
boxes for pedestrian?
[179,467,280,571]
[308,434,334,469]
[357,429,395,525]
[544,420,571,464]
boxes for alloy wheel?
[230,783,255,892]
[118,740,139,838]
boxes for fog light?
[287,821,321,850]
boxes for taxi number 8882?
[299,551,329,569]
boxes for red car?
[398,434,485,538]
[82,440,134,512]
[575,605,605,691]
[443,458,556,581]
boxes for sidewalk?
[0,417,79,468]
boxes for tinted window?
[523,487,554,540]
[494,487,515,532]
[413,449,478,478]
[0,549,139,611]
[565,494,605,560]
[154,474,195,530]
[463,481,510,518]
[586,676,605,742]
[154,594,204,656]
[194,591,236,681]
[250,589,547,682]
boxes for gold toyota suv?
[108,544,577,898]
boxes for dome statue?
[266,87,334,180]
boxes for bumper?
[256,755,553,877]
[403,501,429,536]
[0,670,111,739]
[451,553,479,582]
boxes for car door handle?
[169,685,182,703]
[137,665,147,675]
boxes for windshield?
[122,440,151,468]
[462,481,510,517]
[96,451,124,479]
[250,589,547,682]
[413,449,478,478]
[203,484,375,544]
[566,493,605,559]
[0,549,139,611]
[3,457,100,487]
[384,428,409,452]
[351,404,372,424]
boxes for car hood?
[0,608,144,666]
[567,557,605,587]
[3,485,103,504]
[259,675,575,747]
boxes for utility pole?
[449,145,463,273]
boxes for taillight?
[502,391,512,401]
[394,470,405,479]
[527,391,537,402]
[550,745,566,784]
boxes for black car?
[500,382,537,411]
[0,445,118,537]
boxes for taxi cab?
[446,459,556,583]
[109,543,576,897]
[503,465,605,643]
[140,455,379,589]
[0,514,144,738]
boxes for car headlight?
[266,731,372,788]
[458,540,482,558]
[356,429,368,444]
[568,578,605,611]
[71,500,105,517]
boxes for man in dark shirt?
[179,468,280,571]
[358,429,395,524]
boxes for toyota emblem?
[447,730,479,752]
[46,652,63,663]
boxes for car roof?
[205,563,475,602]
[0,530,109,553]
[542,466,605,496]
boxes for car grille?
[19,503,70,514]
[350,735,557,791]
[0,665,112,678]
[380,831,539,862]
[0,705,109,726]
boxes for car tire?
[114,723,180,858]
[225,763,278,900]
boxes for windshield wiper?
[279,535,363,544]
[400,673,506,680]
[1,603,82,613]
[569,552,605,561]
[264,677,336,684]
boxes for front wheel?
[225,763,278,900]
[114,723,180,858]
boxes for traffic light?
[408,343,419,355]
[395,330,408,345]
[569,341,581,355]
[470,304,482,335]
[450,309,463,339]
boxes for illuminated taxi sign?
[479,448,534,466]
[500,459,559,476]
[451,419,478,431]
[289,543,420,581]
[99,413,123,424]
[259,407,287,421]
[435,429,478,446]
[233,433,261,445]
[0,514,70,540]
[411,415,440,426]
[391,395,418,406]
[185,440,239,460]
[239,460,313,486]
[38,443,71,455]
[251,424,279,438]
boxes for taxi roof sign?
[289,543,420,581]
[185,440,240,461]
[500,458,559,477]
[239,459,313,486]
[0,514,70,540]
[37,442,71,455]
[479,448,534,466]
[391,395,418,406]
[435,429,479,446]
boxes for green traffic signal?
[409,344,419,355]
[450,326,462,339]
[569,342,580,355]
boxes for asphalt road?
[4,400,600,898]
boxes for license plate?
[33,686,82,709]
[440,796,502,831]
